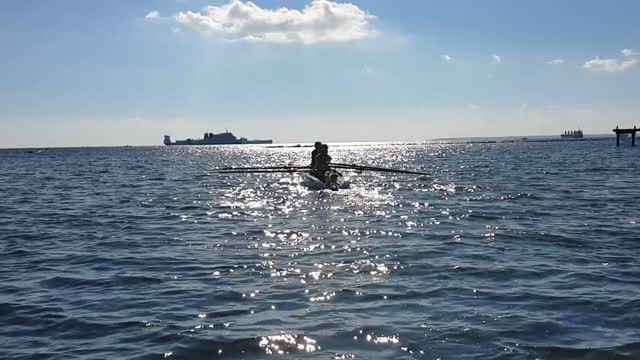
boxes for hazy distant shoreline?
[0,134,617,150]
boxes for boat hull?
[302,172,350,191]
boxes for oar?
[217,165,310,171]
[330,162,429,176]
[218,169,312,174]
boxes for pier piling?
[613,126,638,147]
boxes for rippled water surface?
[1,141,639,360]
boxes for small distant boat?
[302,170,350,191]
[560,129,584,139]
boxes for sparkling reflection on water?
[1,141,639,359]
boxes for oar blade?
[217,169,310,174]
[217,165,310,171]
[330,162,429,176]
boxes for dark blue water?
[1,140,639,360]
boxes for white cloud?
[173,0,376,44]
[583,57,638,73]
[492,54,502,64]
[546,58,564,65]
[145,10,160,20]
[621,48,640,57]
[442,55,452,63]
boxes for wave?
[530,342,640,360]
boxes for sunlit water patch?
[1,141,639,359]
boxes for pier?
[613,126,637,147]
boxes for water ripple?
[1,141,639,359]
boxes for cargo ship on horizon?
[164,131,272,146]
[560,129,583,139]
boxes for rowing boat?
[216,162,428,189]
[301,170,350,191]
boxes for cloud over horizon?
[621,48,639,57]
[145,10,160,20]
[172,0,376,44]
[546,58,564,65]
[584,55,638,73]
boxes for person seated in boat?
[314,144,332,181]
[310,141,322,170]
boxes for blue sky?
[1,0,639,147]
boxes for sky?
[1,0,639,147]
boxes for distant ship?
[164,131,272,146]
[560,129,583,139]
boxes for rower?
[311,141,322,170]
[314,144,332,181]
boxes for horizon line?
[0,133,618,150]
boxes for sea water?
[1,140,639,359]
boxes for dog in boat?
[325,169,342,191]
